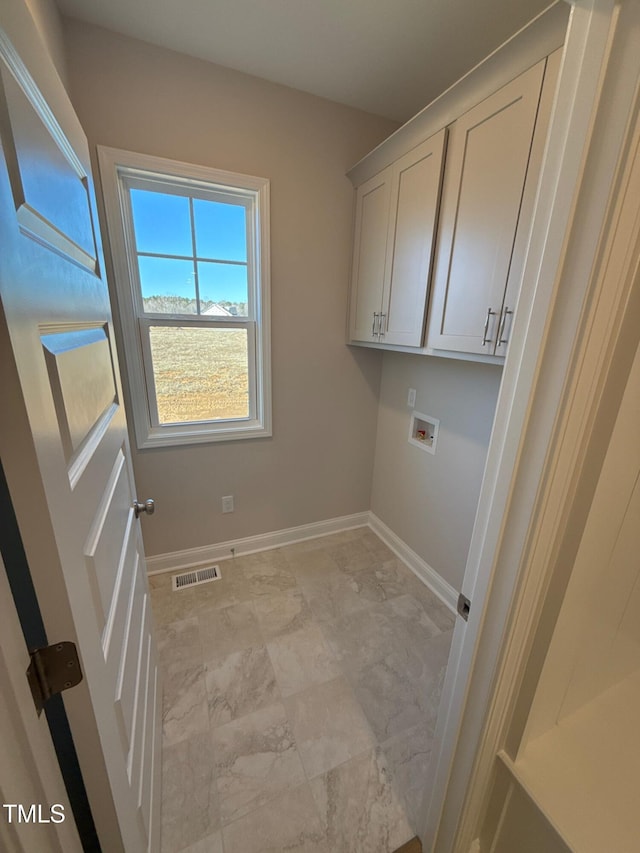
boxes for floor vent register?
[171,565,221,591]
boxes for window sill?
[137,419,272,449]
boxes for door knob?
[133,498,155,518]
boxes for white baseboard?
[368,512,458,613]
[145,512,370,575]
[146,509,458,616]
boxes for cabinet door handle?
[379,313,386,337]
[497,307,513,347]
[372,313,378,336]
[482,308,497,346]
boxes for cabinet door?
[348,166,392,342]
[382,129,447,347]
[426,60,545,355]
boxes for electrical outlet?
[222,495,234,513]
[407,388,417,408]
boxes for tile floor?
[150,527,455,853]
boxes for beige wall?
[371,353,502,591]
[24,0,68,87]
[62,19,397,557]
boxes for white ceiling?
[56,0,554,122]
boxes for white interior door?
[0,6,160,853]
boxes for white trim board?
[368,513,458,613]
[428,3,640,852]
[144,510,459,614]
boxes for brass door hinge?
[26,641,83,716]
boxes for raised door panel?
[383,129,447,347]
[426,60,545,355]
[348,167,391,342]
[0,63,97,272]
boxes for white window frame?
[97,147,271,448]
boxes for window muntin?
[98,147,270,447]
[128,185,250,318]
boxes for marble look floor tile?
[346,561,407,604]
[386,594,446,654]
[348,632,452,743]
[284,676,375,779]
[151,586,192,627]
[381,723,434,831]
[149,572,170,591]
[222,783,328,853]
[198,601,262,666]
[154,530,452,853]
[188,564,252,614]
[242,561,298,597]
[176,831,223,853]
[162,662,209,746]
[150,565,251,627]
[300,572,372,624]
[157,616,201,672]
[359,529,396,562]
[411,629,454,729]
[286,548,343,583]
[348,654,430,743]
[403,574,456,632]
[161,731,220,853]
[309,748,414,853]
[267,623,340,696]
[212,702,306,824]
[252,589,312,640]
[325,539,376,573]
[387,591,441,628]
[205,645,279,727]
[320,603,400,670]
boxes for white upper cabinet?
[346,2,566,362]
[349,130,447,347]
[426,60,546,356]
[349,166,392,343]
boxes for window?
[98,148,271,447]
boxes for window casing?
[98,148,271,448]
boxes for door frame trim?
[0,551,83,853]
[451,3,640,847]
[420,0,640,849]
[0,461,100,849]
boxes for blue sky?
[130,189,248,305]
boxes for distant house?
[202,302,233,316]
